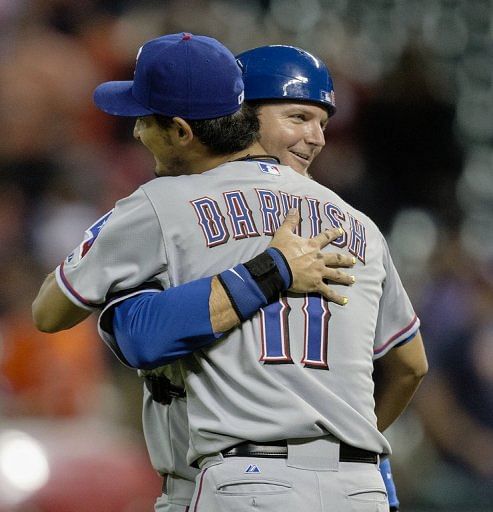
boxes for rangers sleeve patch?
[66,209,114,263]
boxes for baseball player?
[32,36,427,511]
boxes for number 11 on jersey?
[260,293,331,369]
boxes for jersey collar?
[231,154,281,164]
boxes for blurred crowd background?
[0,0,492,510]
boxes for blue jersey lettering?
[191,197,229,247]
[223,191,259,240]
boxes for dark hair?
[154,103,260,156]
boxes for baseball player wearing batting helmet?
[33,35,427,511]
[239,45,402,511]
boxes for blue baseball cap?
[93,33,245,120]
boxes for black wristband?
[243,250,287,303]
[218,249,292,322]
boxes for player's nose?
[306,122,325,148]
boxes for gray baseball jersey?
[56,160,419,467]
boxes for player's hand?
[268,209,355,305]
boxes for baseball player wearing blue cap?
[32,33,357,508]
[33,34,427,511]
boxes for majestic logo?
[245,464,261,473]
[238,90,245,104]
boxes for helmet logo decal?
[321,90,336,106]
[283,75,308,95]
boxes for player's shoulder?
[140,175,193,203]
[109,184,157,218]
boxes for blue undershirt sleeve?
[107,248,292,370]
[111,276,219,369]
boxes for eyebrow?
[283,104,329,124]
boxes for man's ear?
[171,117,194,145]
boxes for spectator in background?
[357,45,464,232]
[412,238,493,508]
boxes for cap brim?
[93,81,154,117]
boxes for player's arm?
[373,330,428,431]
[372,235,428,431]
[32,192,163,334]
[32,272,91,332]
[103,209,356,369]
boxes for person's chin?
[286,157,309,175]
[154,166,168,177]
[286,154,310,175]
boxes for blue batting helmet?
[236,45,336,117]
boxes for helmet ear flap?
[236,45,336,117]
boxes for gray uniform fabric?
[57,160,418,511]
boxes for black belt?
[221,440,378,464]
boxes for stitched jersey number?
[260,293,331,369]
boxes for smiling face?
[133,116,188,176]
[256,101,328,175]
